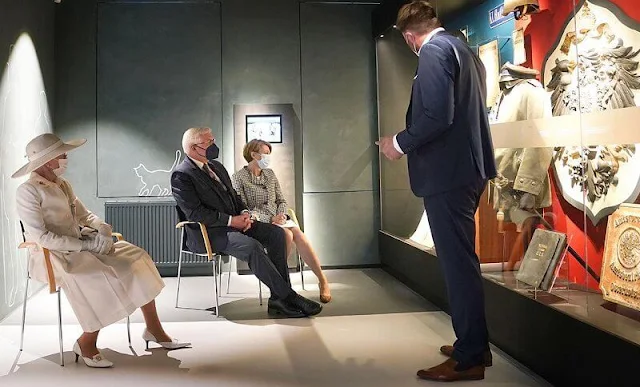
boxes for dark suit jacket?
[396,31,497,197]
[171,157,247,253]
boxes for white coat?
[16,173,164,332]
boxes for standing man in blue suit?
[376,1,497,382]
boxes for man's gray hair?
[182,127,211,152]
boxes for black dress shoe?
[286,293,322,316]
[267,298,305,318]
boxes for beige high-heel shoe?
[319,282,332,303]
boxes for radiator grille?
[105,201,181,266]
[105,201,219,276]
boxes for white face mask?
[405,33,420,57]
[257,154,271,169]
[53,159,68,176]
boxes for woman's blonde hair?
[243,139,272,163]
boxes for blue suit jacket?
[171,157,247,253]
[396,32,497,197]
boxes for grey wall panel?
[303,191,379,267]
[301,3,378,193]
[0,0,55,321]
[96,2,222,198]
[55,0,104,217]
[221,0,301,171]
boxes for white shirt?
[188,156,234,226]
[393,27,446,154]
[189,156,204,168]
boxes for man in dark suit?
[376,1,497,382]
[171,127,322,318]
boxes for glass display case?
[376,0,640,349]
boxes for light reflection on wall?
[0,33,51,318]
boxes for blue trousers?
[423,178,489,369]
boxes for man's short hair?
[395,1,440,34]
[243,139,272,163]
[182,127,211,152]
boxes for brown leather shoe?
[417,358,484,382]
[439,345,493,367]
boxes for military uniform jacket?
[491,79,554,222]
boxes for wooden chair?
[17,222,131,367]
[174,206,224,315]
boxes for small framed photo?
[246,114,283,143]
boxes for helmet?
[502,0,540,17]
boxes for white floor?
[0,269,550,386]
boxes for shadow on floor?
[219,269,439,323]
[2,346,188,382]
[0,269,439,327]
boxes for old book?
[517,229,567,290]
[601,204,640,311]
[540,233,568,291]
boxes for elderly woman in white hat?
[13,133,190,368]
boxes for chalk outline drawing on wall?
[134,150,182,196]
[0,37,51,312]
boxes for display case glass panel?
[376,0,640,347]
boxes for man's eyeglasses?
[194,139,214,150]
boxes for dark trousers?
[423,178,489,368]
[221,221,294,300]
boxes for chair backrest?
[174,205,220,256]
[175,205,190,251]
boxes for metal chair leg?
[217,256,223,294]
[258,280,263,306]
[175,251,183,308]
[19,274,29,352]
[299,254,305,291]
[213,259,219,317]
[126,316,131,347]
[57,289,64,367]
[226,256,232,294]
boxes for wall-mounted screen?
[246,114,283,143]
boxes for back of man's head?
[395,1,440,34]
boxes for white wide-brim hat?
[11,133,86,178]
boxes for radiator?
[105,200,211,275]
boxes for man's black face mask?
[196,142,220,161]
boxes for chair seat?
[181,249,224,258]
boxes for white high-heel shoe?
[73,341,113,368]
[142,329,191,350]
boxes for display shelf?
[485,271,640,347]
[380,231,640,387]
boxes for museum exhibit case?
[374,1,640,386]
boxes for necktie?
[203,164,227,191]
